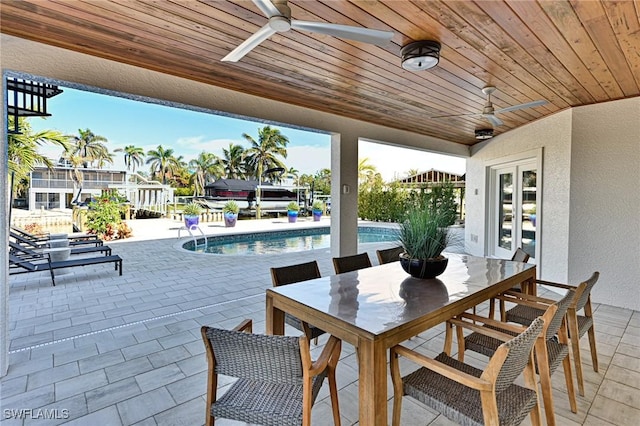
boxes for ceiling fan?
[222,0,394,62]
[431,86,548,127]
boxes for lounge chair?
[9,251,123,286]
[11,226,103,246]
[9,239,112,257]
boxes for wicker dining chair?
[451,284,584,426]
[201,319,342,426]
[391,317,545,426]
[505,272,600,396]
[332,252,372,274]
[271,261,326,344]
[375,246,404,265]
[487,247,531,319]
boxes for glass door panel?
[521,169,537,260]
[491,161,539,263]
[498,172,513,251]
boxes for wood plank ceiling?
[1,0,639,146]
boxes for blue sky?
[30,86,465,180]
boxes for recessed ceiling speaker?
[401,40,441,71]
[475,128,494,140]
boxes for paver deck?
[3,217,639,425]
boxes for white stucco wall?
[467,98,640,311]
[568,98,640,311]
[466,110,573,281]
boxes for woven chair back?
[574,272,600,311]
[204,327,303,384]
[494,317,544,393]
[376,246,404,265]
[511,248,530,263]
[333,253,372,274]
[545,289,577,339]
[271,261,321,286]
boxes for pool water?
[183,226,398,255]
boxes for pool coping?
[174,223,400,256]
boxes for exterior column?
[1,87,9,377]
[330,132,359,257]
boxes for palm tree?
[7,117,70,198]
[242,126,289,181]
[358,157,378,184]
[65,153,86,204]
[114,145,145,173]
[146,145,176,184]
[221,143,246,179]
[406,168,420,178]
[242,126,289,218]
[189,151,223,196]
[71,128,109,168]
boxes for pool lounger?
[9,252,123,286]
[9,238,112,257]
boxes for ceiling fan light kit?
[475,128,494,140]
[401,40,441,71]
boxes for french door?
[490,161,538,262]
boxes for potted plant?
[183,202,202,229]
[223,200,239,227]
[287,201,300,223]
[397,205,452,279]
[311,200,324,222]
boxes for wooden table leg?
[358,337,388,426]
[265,294,284,335]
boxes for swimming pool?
[182,226,398,255]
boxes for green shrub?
[287,201,300,212]
[223,200,239,214]
[85,195,125,240]
[183,202,202,216]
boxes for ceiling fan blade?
[496,100,547,114]
[484,114,504,127]
[291,20,393,45]
[430,113,478,119]
[253,0,280,18]
[222,23,277,62]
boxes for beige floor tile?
[589,395,640,425]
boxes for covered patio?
[1,218,638,425]
[1,1,639,424]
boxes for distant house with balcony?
[29,162,127,210]
[28,160,174,215]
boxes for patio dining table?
[266,253,536,425]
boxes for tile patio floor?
[2,217,639,425]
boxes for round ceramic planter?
[312,210,322,221]
[224,212,237,227]
[184,215,199,229]
[288,211,298,223]
[399,253,449,279]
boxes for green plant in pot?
[311,200,324,221]
[287,201,300,223]
[397,205,451,279]
[183,202,202,229]
[223,200,239,228]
